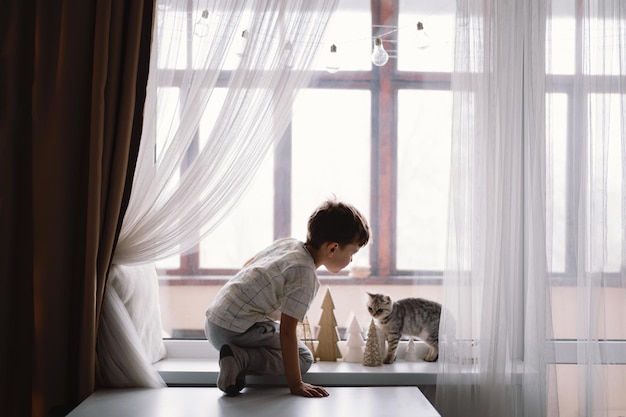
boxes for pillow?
[108,263,167,363]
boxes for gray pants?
[204,318,314,376]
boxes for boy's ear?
[325,242,339,257]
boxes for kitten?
[366,292,441,363]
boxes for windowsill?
[155,356,441,386]
[156,339,444,387]
[154,339,626,387]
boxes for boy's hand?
[279,314,328,398]
[289,381,329,398]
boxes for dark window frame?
[156,1,452,282]
[156,0,625,287]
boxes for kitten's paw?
[383,355,396,364]
[423,353,439,362]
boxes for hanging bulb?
[371,37,389,66]
[282,41,295,67]
[235,29,249,58]
[415,22,430,50]
[325,44,341,73]
[194,10,210,37]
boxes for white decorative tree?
[343,314,364,363]
[362,318,382,366]
[316,287,342,361]
[404,337,419,362]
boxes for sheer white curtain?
[437,0,625,416]
[97,0,338,387]
[436,0,559,415]
[571,1,625,415]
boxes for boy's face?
[325,242,361,273]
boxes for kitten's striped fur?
[366,292,441,363]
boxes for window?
[155,0,456,339]
[153,0,625,363]
[547,0,625,343]
[150,1,626,413]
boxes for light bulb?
[325,44,340,73]
[282,41,295,67]
[194,10,210,37]
[235,29,249,58]
[371,37,389,66]
[415,22,430,50]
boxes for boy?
[204,199,370,398]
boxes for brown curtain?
[0,1,154,416]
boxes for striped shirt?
[206,238,320,333]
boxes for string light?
[325,44,340,73]
[282,41,295,67]
[194,10,210,37]
[370,37,389,66]
[234,29,249,61]
[415,21,430,49]
[186,5,432,66]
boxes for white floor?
[66,386,440,417]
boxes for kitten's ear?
[366,292,374,298]
[384,295,391,302]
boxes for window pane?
[548,17,575,75]
[396,90,452,271]
[291,89,371,269]
[586,19,623,76]
[547,93,568,273]
[155,87,181,160]
[314,0,372,72]
[156,7,188,69]
[197,87,272,269]
[155,87,182,271]
[589,94,623,273]
[198,153,274,269]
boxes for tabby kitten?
[366,292,441,363]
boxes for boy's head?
[306,199,370,250]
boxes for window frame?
[157,1,453,283]
[153,1,626,352]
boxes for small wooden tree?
[297,316,317,362]
[362,318,382,366]
[343,314,364,363]
[316,288,342,361]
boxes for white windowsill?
[156,338,626,386]
[155,339,442,387]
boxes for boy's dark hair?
[306,199,370,250]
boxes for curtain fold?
[573,1,626,415]
[1,2,36,416]
[437,0,626,415]
[435,0,559,416]
[0,0,154,415]
[98,0,339,387]
[114,0,339,265]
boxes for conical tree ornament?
[343,314,365,363]
[316,287,342,361]
[363,318,382,366]
[297,315,317,362]
[404,337,419,362]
